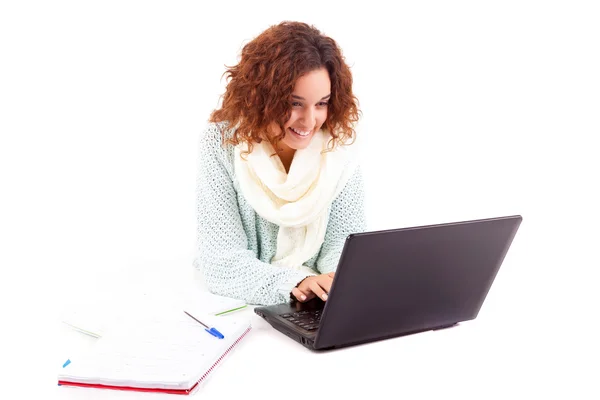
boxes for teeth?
[290,127,311,136]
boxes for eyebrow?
[291,94,331,101]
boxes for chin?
[289,141,312,150]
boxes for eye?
[291,102,302,107]
[318,102,329,107]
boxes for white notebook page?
[59,312,251,391]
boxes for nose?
[302,107,316,127]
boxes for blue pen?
[184,311,225,339]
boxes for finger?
[318,276,333,293]
[309,281,329,301]
[293,285,315,302]
[291,287,308,302]
[327,272,335,278]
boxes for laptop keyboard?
[280,309,322,331]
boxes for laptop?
[254,215,522,350]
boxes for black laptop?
[254,215,522,350]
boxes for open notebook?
[61,290,247,338]
[58,312,251,395]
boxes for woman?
[194,21,366,306]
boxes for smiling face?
[272,68,331,153]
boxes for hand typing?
[291,272,335,302]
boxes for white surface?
[1,1,599,399]
[50,256,598,400]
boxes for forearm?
[197,249,316,305]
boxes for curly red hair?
[209,21,360,152]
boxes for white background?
[1,1,599,399]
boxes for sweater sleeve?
[315,165,368,274]
[195,124,316,306]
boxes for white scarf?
[234,130,357,270]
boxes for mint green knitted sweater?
[193,122,367,306]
